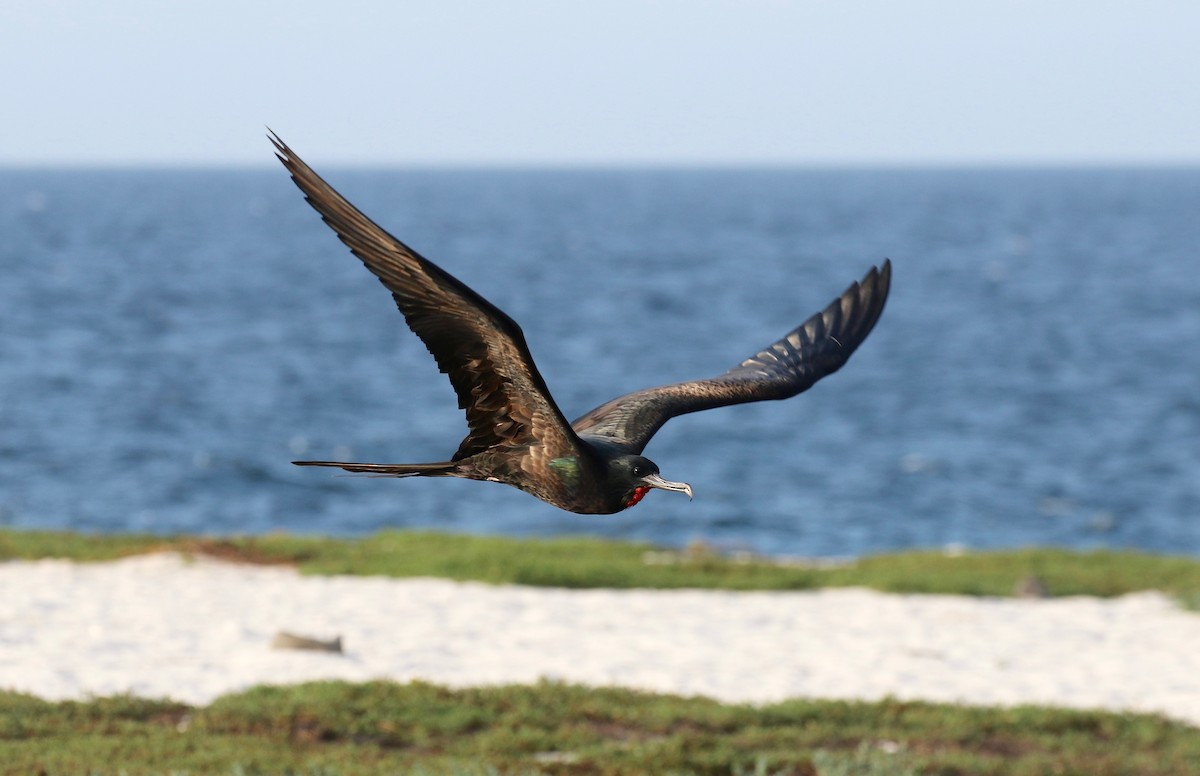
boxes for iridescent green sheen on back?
[548,456,581,488]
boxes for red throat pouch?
[625,486,651,508]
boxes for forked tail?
[292,460,459,477]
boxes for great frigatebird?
[272,133,891,514]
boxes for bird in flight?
[272,133,891,514]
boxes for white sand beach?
[2,553,1198,725]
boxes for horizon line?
[2,156,1199,172]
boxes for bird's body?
[272,133,891,514]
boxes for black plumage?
[272,133,891,514]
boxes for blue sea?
[2,165,1197,557]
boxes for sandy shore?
[2,553,1198,725]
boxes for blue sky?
[3,1,1198,166]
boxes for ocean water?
[1,166,1197,557]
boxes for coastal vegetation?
[3,528,1199,604]
[4,528,1199,773]
[3,679,1198,775]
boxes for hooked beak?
[641,473,694,501]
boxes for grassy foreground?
[3,680,1199,776]
[4,529,1199,774]
[3,527,1200,603]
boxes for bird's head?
[607,455,693,510]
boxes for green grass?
[3,528,1200,604]
[4,529,1200,773]
[3,680,1198,775]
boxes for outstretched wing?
[571,260,891,453]
[271,132,586,465]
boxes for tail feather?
[292,460,459,478]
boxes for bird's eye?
[632,465,643,476]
